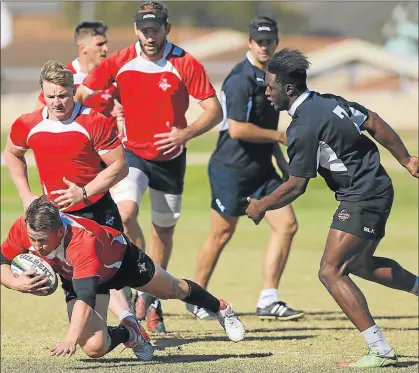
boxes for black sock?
[107,326,130,352]
[182,279,220,313]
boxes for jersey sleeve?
[182,54,216,101]
[82,56,116,92]
[90,113,121,156]
[9,116,30,151]
[334,95,369,131]
[66,233,100,280]
[287,121,319,178]
[1,217,30,264]
[222,74,252,122]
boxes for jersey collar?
[42,102,82,123]
[135,40,172,62]
[288,89,310,117]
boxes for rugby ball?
[11,253,58,296]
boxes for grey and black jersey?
[287,91,392,201]
[210,52,279,176]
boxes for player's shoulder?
[168,42,204,67]
[13,109,44,128]
[75,105,107,124]
[223,59,253,87]
[106,44,138,66]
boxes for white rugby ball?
[11,253,58,296]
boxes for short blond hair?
[39,60,74,89]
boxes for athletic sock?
[361,325,392,355]
[410,276,419,296]
[182,279,220,313]
[257,288,279,308]
[119,310,134,321]
[107,326,130,352]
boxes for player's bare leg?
[319,228,417,367]
[136,264,245,342]
[66,295,152,360]
[117,200,146,248]
[108,288,133,319]
[257,205,303,320]
[194,211,238,289]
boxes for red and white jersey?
[1,214,127,283]
[83,42,216,161]
[9,103,121,211]
[38,58,120,123]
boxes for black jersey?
[287,91,392,201]
[210,52,279,176]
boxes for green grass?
[1,162,418,372]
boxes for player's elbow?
[293,178,309,196]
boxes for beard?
[139,36,166,58]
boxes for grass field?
[1,133,418,372]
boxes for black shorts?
[209,163,283,217]
[126,149,186,194]
[61,238,156,303]
[70,191,123,231]
[331,185,394,240]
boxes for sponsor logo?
[143,14,156,19]
[104,261,122,269]
[215,198,225,212]
[258,26,271,32]
[364,227,375,234]
[337,209,350,222]
[159,78,171,91]
[138,262,147,273]
[256,77,265,82]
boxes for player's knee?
[211,225,235,247]
[151,210,180,228]
[285,218,298,237]
[318,261,339,286]
[82,337,108,358]
[118,203,139,225]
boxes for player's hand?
[404,156,419,178]
[245,197,266,225]
[12,269,50,295]
[154,122,189,155]
[50,340,77,357]
[22,194,40,212]
[111,99,124,118]
[50,177,84,210]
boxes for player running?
[245,48,419,368]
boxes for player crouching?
[0,196,245,360]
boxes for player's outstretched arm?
[246,176,308,224]
[363,110,418,177]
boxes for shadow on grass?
[311,315,419,322]
[394,361,419,368]
[73,352,273,368]
[155,334,314,350]
[249,327,418,333]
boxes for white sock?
[410,277,419,296]
[119,310,134,321]
[257,288,279,308]
[361,325,392,355]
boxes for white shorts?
[110,167,182,228]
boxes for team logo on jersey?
[138,262,147,273]
[337,209,350,222]
[106,215,115,226]
[159,78,171,92]
[101,89,112,100]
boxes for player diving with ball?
[0,196,245,360]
